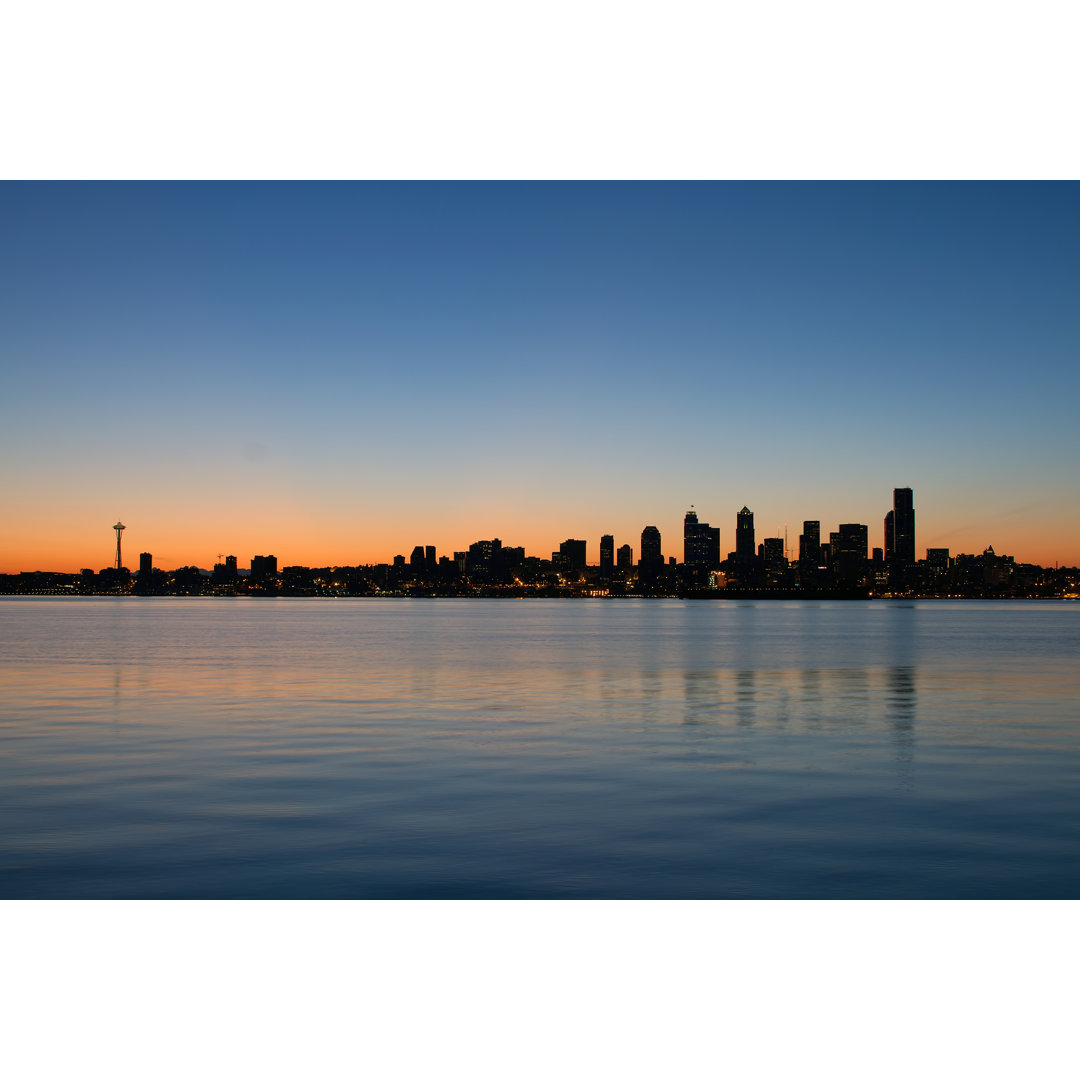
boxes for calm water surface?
[2,597,1078,898]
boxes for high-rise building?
[884,510,895,559]
[139,552,153,576]
[683,508,721,571]
[735,507,755,566]
[834,523,869,589]
[251,554,278,580]
[599,535,614,578]
[926,547,950,570]
[559,539,587,572]
[893,488,915,567]
[799,521,821,566]
[762,537,786,583]
[616,544,633,570]
[640,526,662,569]
[683,508,699,565]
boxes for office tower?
[735,507,755,566]
[683,509,721,571]
[600,535,614,578]
[926,547,950,584]
[926,548,950,570]
[225,555,237,573]
[410,545,425,571]
[799,521,821,566]
[559,539,587,572]
[684,508,700,565]
[893,488,915,567]
[251,554,278,580]
[834,523,869,589]
[616,544,633,570]
[884,510,895,559]
[425,545,436,573]
[139,552,152,576]
[762,537,785,582]
[113,521,126,569]
[640,526,662,569]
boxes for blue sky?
[1,181,1077,570]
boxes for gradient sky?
[2,181,1078,572]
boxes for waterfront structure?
[113,521,126,570]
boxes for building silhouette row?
[3,488,1077,598]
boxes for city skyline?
[2,182,1078,573]
[7,483,1077,578]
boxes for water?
[1,597,1078,898]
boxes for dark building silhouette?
[735,507,755,566]
[640,526,662,570]
[762,537,786,584]
[884,510,895,561]
[599,535,614,578]
[798,521,821,587]
[683,508,721,573]
[892,487,915,566]
[616,544,633,571]
[410,546,426,572]
[251,554,278,580]
[799,521,821,566]
[559,539,587,572]
[926,547,950,570]
[139,552,153,577]
[834,523,869,589]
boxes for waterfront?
[1,597,1078,898]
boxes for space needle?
[113,521,126,569]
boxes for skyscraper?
[640,526,662,569]
[799,521,821,566]
[893,487,915,567]
[834,523,869,589]
[735,507,755,566]
[600,535,614,578]
[559,539,587,572]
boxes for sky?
[1,180,1078,572]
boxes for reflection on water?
[887,666,917,789]
[1,597,1078,898]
